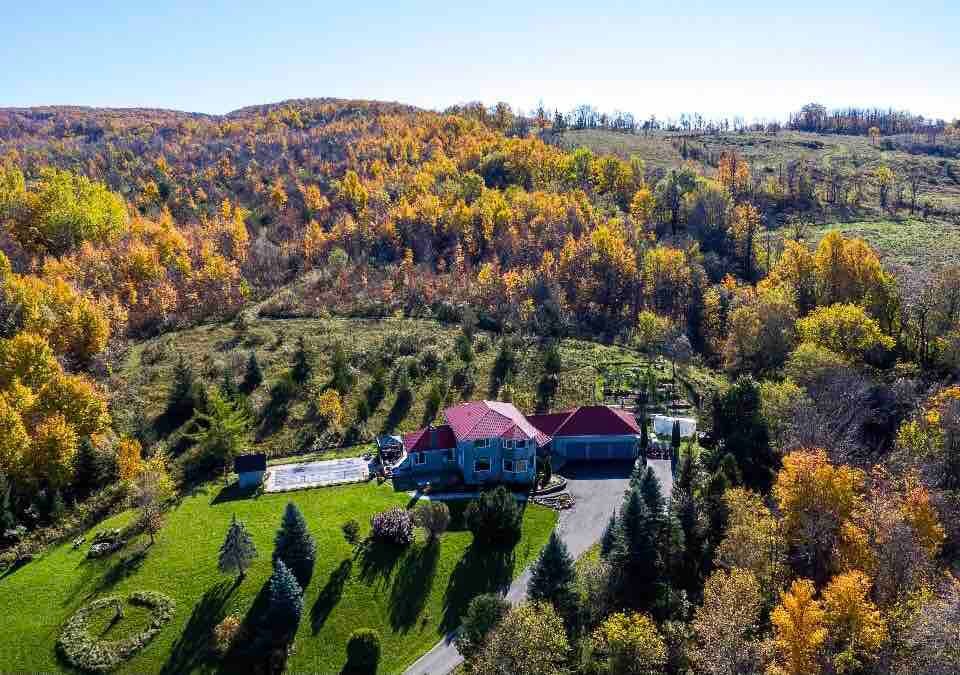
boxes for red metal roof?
[527,411,575,436]
[444,401,549,445]
[402,425,457,451]
[549,405,642,437]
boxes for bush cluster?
[465,486,523,547]
[345,628,381,673]
[370,507,415,545]
[57,591,175,673]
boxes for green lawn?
[0,481,557,674]
[810,218,960,271]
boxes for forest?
[0,97,959,674]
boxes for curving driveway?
[404,459,673,675]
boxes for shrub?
[57,591,175,673]
[342,519,361,546]
[465,486,522,547]
[370,507,415,545]
[345,628,381,674]
[212,614,242,656]
[456,593,510,659]
[412,501,451,543]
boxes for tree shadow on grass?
[91,546,149,596]
[218,578,274,674]
[389,541,439,632]
[441,544,515,633]
[311,559,353,634]
[357,541,404,592]
[161,579,238,675]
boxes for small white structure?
[652,415,697,438]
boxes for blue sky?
[3,0,958,120]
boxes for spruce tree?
[639,466,665,515]
[528,531,577,613]
[219,514,258,580]
[242,351,263,392]
[166,354,197,420]
[613,487,660,609]
[600,509,620,558]
[329,342,353,394]
[220,369,240,401]
[291,336,313,385]
[273,502,317,589]
[267,559,303,639]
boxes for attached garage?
[557,438,637,461]
[527,405,645,466]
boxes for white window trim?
[475,439,489,448]
[414,452,426,466]
[515,459,529,473]
[503,459,514,472]
[474,458,491,472]
[504,440,514,449]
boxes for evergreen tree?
[0,474,16,534]
[671,420,682,471]
[219,514,258,580]
[267,559,303,639]
[639,466,666,515]
[273,502,317,589]
[186,390,250,478]
[166,353,197,421]
[612,488,661,610]
[291,336,313,385]
[528,531,577,614]
[220,369,240,400]
[242,351,263,392]
[329,342,354,394]
[640,420,650,458]
[600,509,620,558]
[366,365,387,411]
[711,376,775,491]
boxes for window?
[515,439,526,449]
[474,458,491,472]
[474,439,489,448]
[503,459,529,473]
[504,440,514,449]
[414,452,426,466]
[444,449,455,462]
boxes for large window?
[414,452,426,466]
[474,439,489,448]
[504,440,514,449]
[474,457,491,472]
[515,439,526,449]
[503,459,529,473]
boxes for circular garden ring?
[57,591,175,672]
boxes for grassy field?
[554,128,960,210]
[0,480,557,674]
[809,218,960,271]
[119,316,714,462]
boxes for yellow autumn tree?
[822,571,886,671]
[796,303,894,361]
[0,394,29,479]
[27,413,78,488]
[769,578,827,675]
[116,437,145,481]
[774,449,866,581]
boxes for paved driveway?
[405,459,672,675]
[264,457,369,492]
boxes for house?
[529,405,643,463]
[234,452,267,488]
[390,401,644,490]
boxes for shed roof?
[402,425,458,451]
[234,453,267,473]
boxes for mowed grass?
[0,481,557,674]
